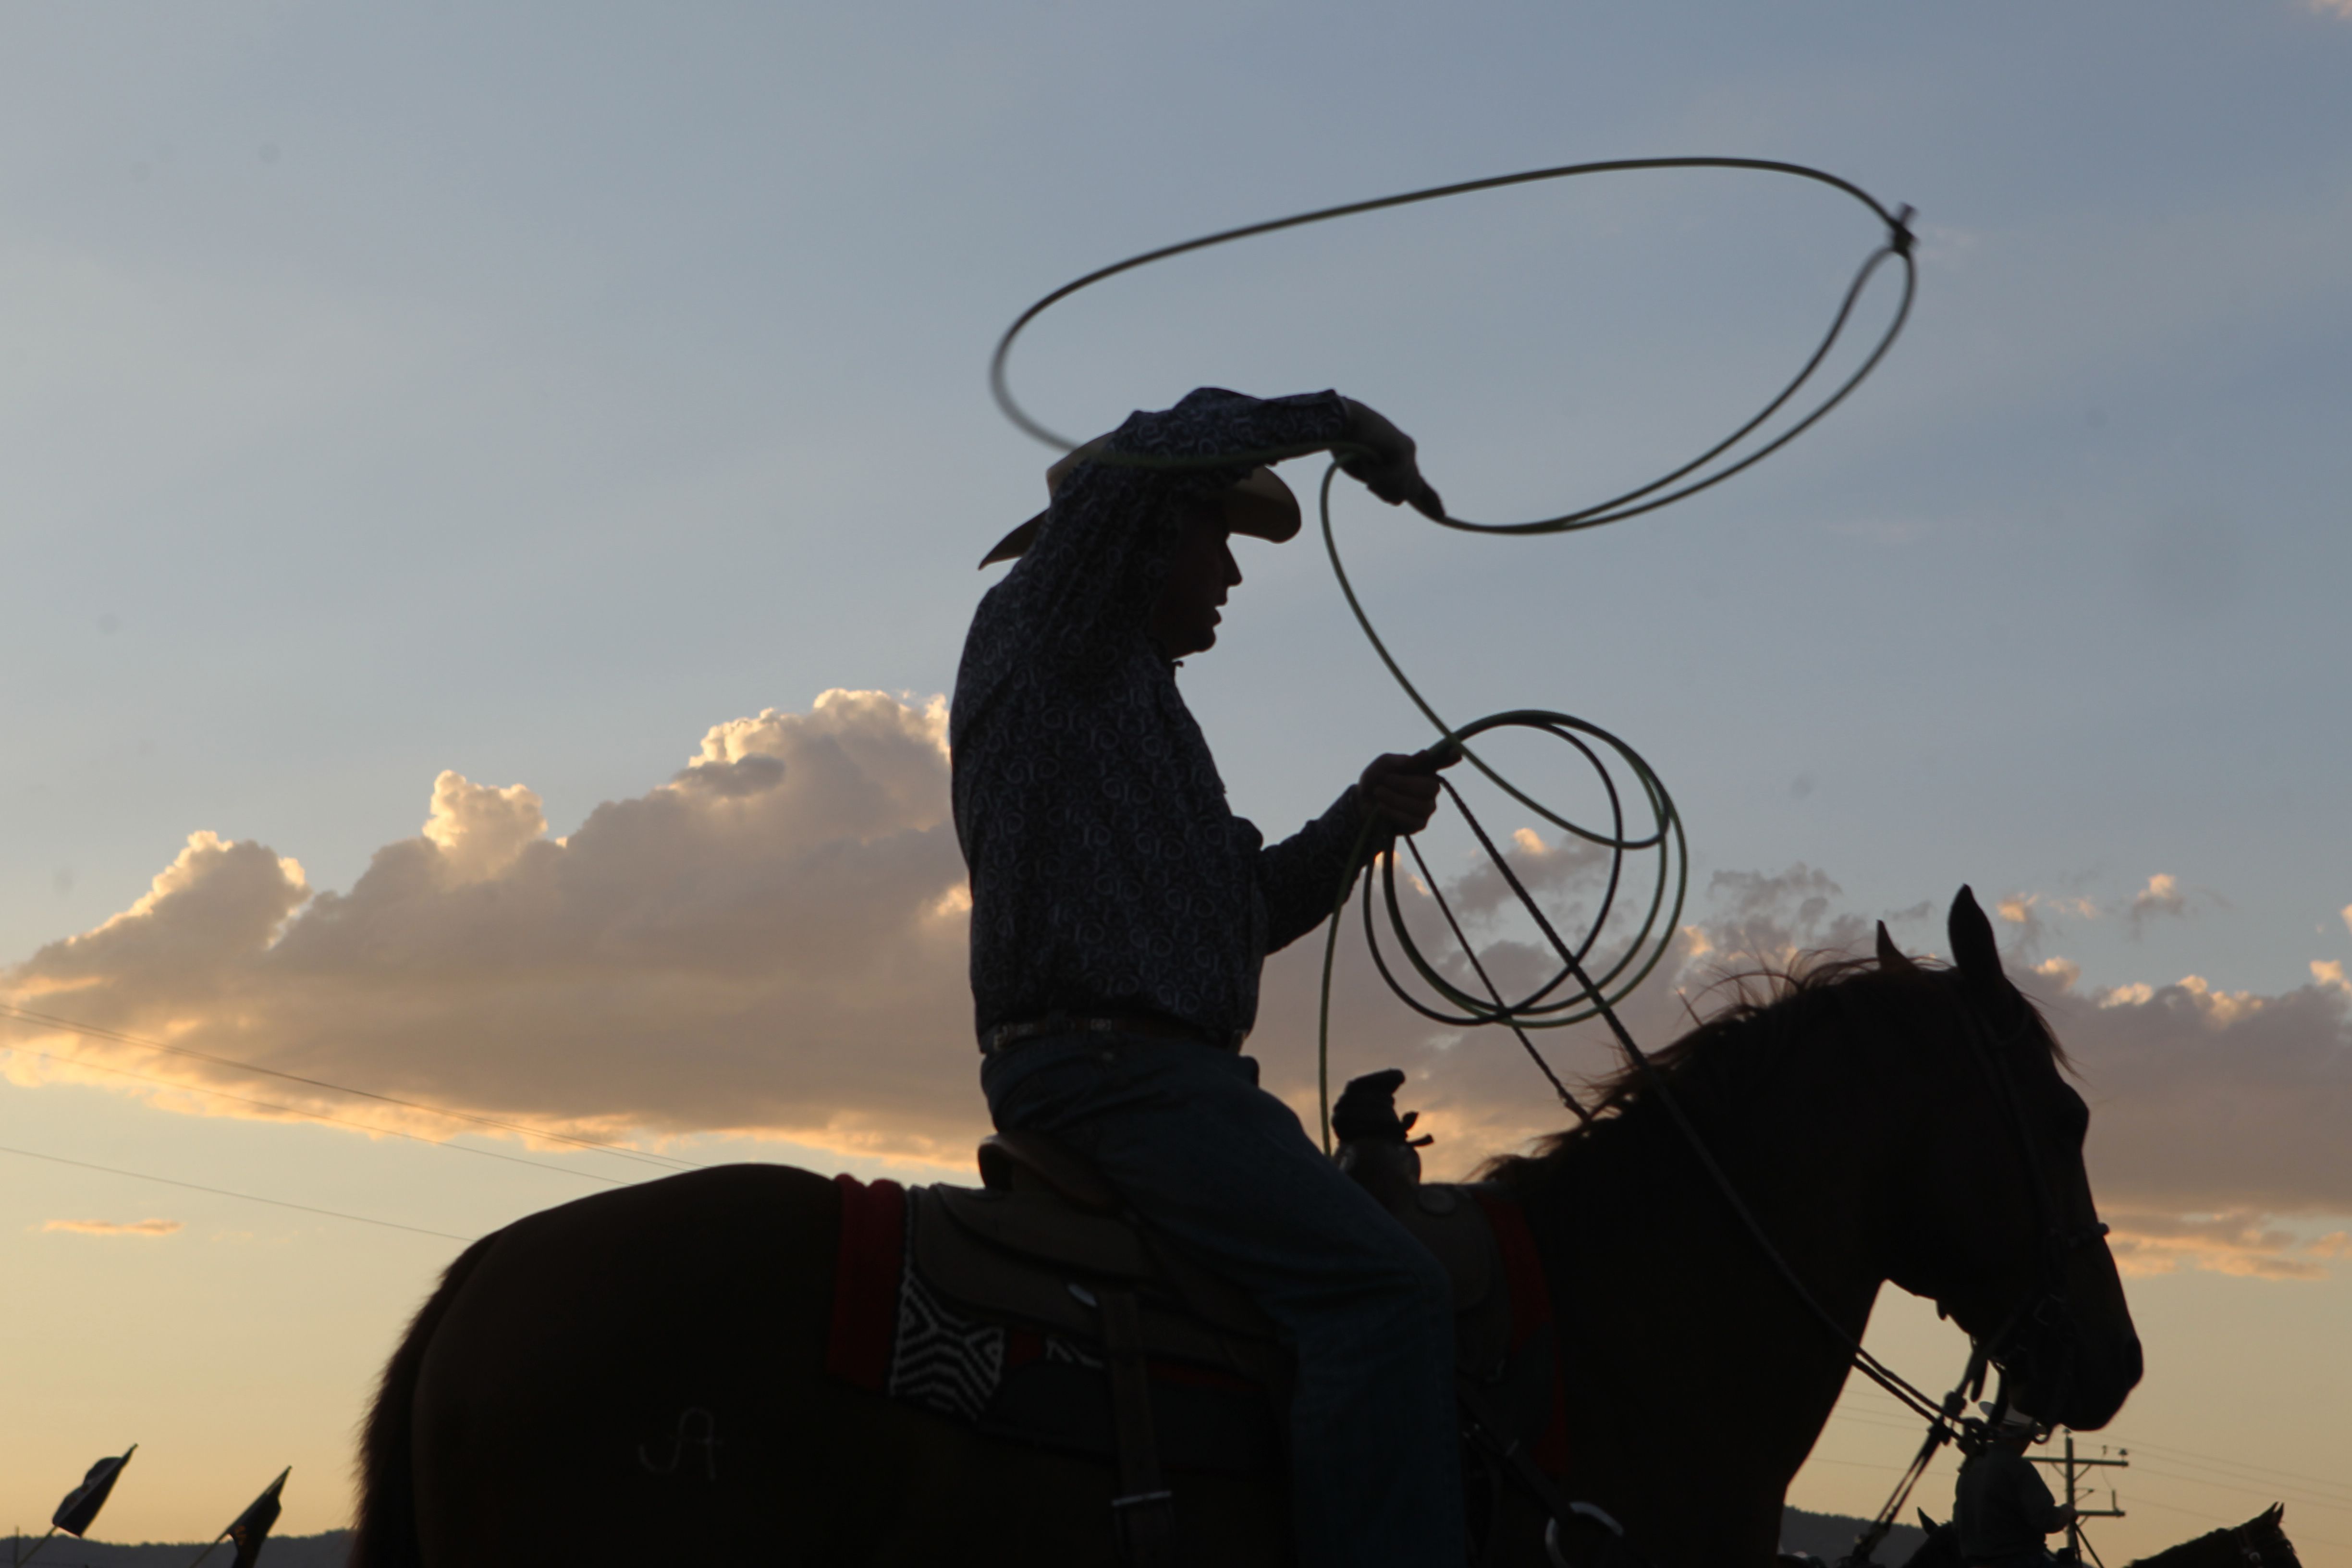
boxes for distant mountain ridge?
[1780,1506,1930,1562]
[4,1508,1921,1566]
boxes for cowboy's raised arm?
[1011,387,1349,676]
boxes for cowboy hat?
[980,436,1302,568]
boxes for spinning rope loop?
[989,155,1917,1150]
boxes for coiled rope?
[990,155,1916,1151]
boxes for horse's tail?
[350,1232,501,1568]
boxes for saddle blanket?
[823,1173,1568,1477]
[823,1174,1280,1472]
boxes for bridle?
[1418,788,2110,1561]
[1829,982,2112,1566]
[1941,992,2112,1435]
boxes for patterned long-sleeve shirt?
[951,387,1370,1044]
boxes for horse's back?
[411,1163,848,1563]
[401,1161,1290,1567]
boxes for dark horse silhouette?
[1901,1505,2300,1568]
[350,889,2140,1567]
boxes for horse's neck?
[1531,1042,1908,1564]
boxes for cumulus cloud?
[5,692,2350,1285]
[43,1217,183,1237]
[4,690,979,1161]
[2042,967,2352,1228]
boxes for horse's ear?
[1948,886,2021,1012]
[1875,921,1917,973]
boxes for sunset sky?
[4,2,2350,1557]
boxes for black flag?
[53,1445,137,1537]
[223,1468,288,1568]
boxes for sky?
[2,0,2349,1556]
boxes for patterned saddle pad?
[821,1174,1568,1477]
[822,1175,1281,1472]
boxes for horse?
[1901,1506,2299,1568]
[349,888,2141,1567]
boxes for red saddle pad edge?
[826,1173,907,1391]
[1471,1189,1571,1476]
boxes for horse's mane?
[1477,951,2063,1188]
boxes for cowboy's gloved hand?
[1332,1069,1416,1143]
[1337,398,1445,520]
[1359,741,1458,837]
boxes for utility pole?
[2030,1431,2127,1563]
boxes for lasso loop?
[987,157,1915,1151]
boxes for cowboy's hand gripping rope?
[991,156,1942,1555]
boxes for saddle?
[903,1127,1562,1564]
[919,1132,1520,1385]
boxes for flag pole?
[183,1533,229,1568]
[12,1525,60,1568]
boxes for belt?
[981,1011,1246,1055]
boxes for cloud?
[1697,865,1869,966]
[2039,967,2352,1225]
[43,1218,183,1237]
[2312,0,2352,18]
[6,695,2350,1283]
[2127,873,2188,938]
[1992,891,2099,958]
[4,690,980,1162]
[2341,901,2352,938]
[2103,1212,2329,1281]
[1441,826,1611,921]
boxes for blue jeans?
[983,1032,1463,1568]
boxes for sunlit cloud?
[42,1218,183,1237]
[3,689,980,1164]
[2127,872,2187,938]
[5,695,2349,1275]
[1992,890,2099,959]
[2104,1212,2328,1281]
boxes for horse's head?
[1876,887,2143,1431]
[2239,1505,2300,1568]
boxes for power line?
[0,1142,475,1242]
[2125,1459,2352,1522]
[2120,1439,2352,1509]
[0,1000,701,1175]
[1,1044,631,1188]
